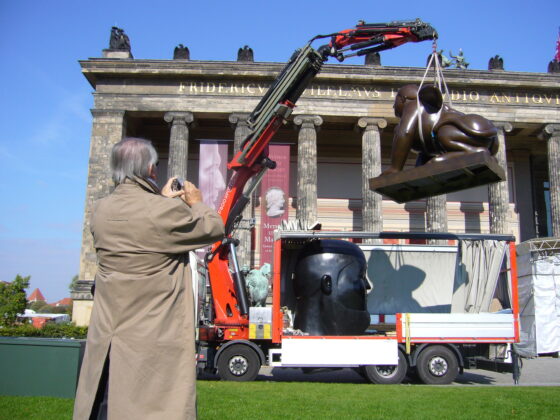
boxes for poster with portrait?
[260,144,290,265]
[198,141,228,210]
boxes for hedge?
[0,323,88,339]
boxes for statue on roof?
[109,26,131,51]
[173,44,190,60]
[488,55,504,71]
[237,45,254,62]
[449,49,469,69]
[427,50,451,68]
[365,51,381,66]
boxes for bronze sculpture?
[173,44,190,60]
[382,84,498,176]
[488,55,504,71]
[109,26,131,51]
[237,45,254,62]
[449,49,469,69]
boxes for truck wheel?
[362,349,407,384]
[217,344,260,382]
[416,345,459,385]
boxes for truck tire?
[217,344,260,381]
[362,349,407,384]
[416,345,459,385]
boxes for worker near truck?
[73,137,225,420]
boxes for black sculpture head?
[293,240,371,336]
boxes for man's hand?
[161,177,184,198]
[181,181,203,206]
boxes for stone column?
[426,194,448,244]
[74,109,126,325]
[294,115,323,229]
[488,122,513,234]
[229,113,253,268]
[543,124,560,237]
[164,112,194,180]
[357,118,386,238]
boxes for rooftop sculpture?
[109,26,131,51]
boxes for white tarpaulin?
[364,245,457,314]
[516,240,560,356]
[364,241,507,316]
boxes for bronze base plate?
[369,152,506,203]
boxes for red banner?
[199,141,228,210]
[260,144,290,265]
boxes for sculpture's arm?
[386,102,418,173]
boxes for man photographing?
[74,137,224,420]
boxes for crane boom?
[205,19,437,338]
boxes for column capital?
[228,112,251,126]
[357,117,387,131]
[164,111,194,125]
[493,121,513,132]
[543,124,560,138]
[293,114,323,128]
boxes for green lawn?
[1,382,559,419]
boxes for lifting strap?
[417,40,452,145]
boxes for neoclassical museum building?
[71,33,560,325]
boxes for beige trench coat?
[73,178,224,420]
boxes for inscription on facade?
[178,81,560,106]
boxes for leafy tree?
[49,305,70,314]
[68,274,78,292]
[0,274,30,326]
[28,300,50,313]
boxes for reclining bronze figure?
[383,84,498,176]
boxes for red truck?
[193,20,521,384]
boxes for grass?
[0,395,74,420]
[1,382,559,420]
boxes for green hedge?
[0,323,88,339]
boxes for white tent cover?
[516,245,560,357]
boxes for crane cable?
[416,40,452,145]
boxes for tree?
[0,274,30,327]
[49,305,69,314]
[28,300,50,313]
[69,274,78,292]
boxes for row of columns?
[161,113,560,246]
[80,111,560,282]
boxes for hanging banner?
[199,141,228,210]
[260,144,290,265]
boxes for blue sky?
[0,0,558,301]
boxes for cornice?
[80,59,560,90]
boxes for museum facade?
[71,45,560,325]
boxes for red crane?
[204,19,437,341]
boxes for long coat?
[73,177,224,420]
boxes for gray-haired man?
[74,137,224,420]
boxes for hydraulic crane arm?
[206,19,437,335]
[320,18,437,61]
